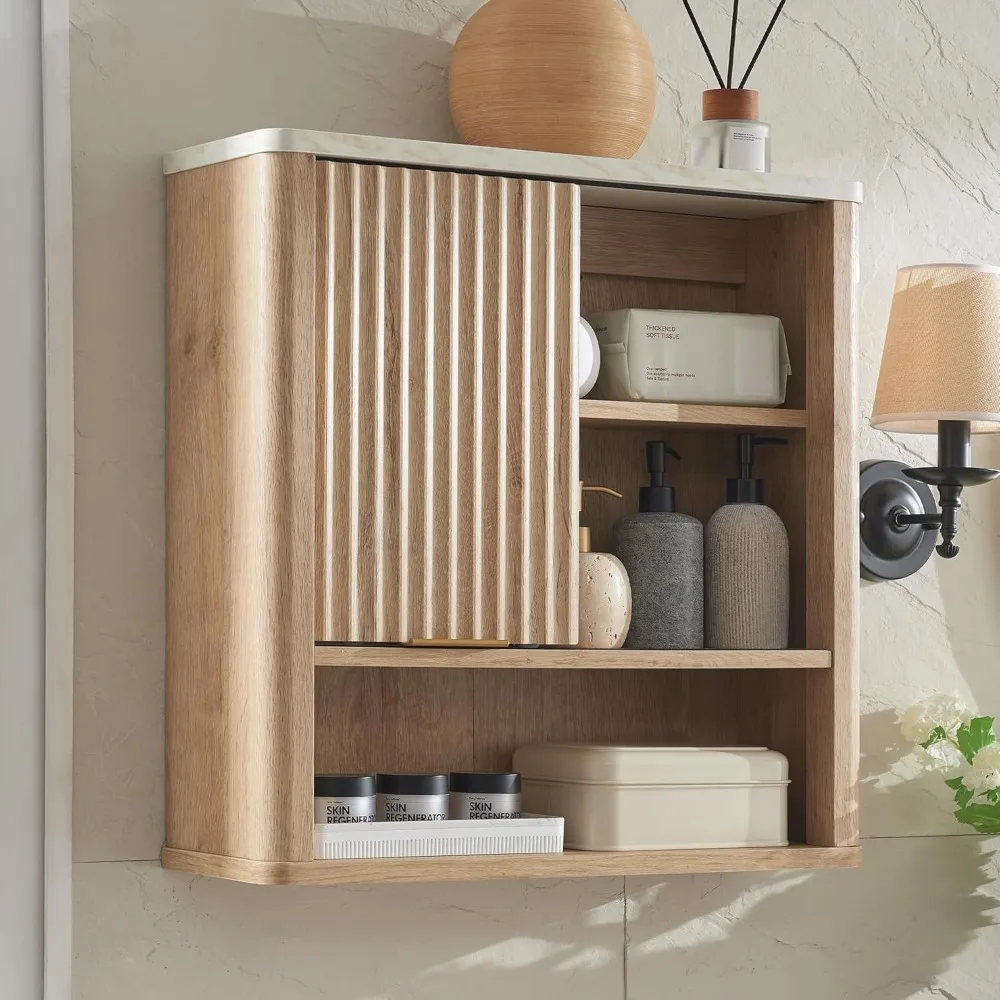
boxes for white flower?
[915,739,966,771]
[899,695,971,745]
[963,744,1000,794]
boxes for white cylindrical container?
[449,772,522,819]
[578,318,601,397]
[314,775,376,824]
[376,773,449,822]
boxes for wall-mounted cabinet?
[163,130,861,886]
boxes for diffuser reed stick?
[726,0,739,88]
[678,0,789,90]
[739,0,788,87]
[679,0,725,88]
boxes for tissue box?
[587,309,790,406]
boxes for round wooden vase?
[448,0,656,158]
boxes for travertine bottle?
[613,442,704,650]
[578,485,632,649]
[705,434,789,650]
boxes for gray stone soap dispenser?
[705,434,790,650]
[613,441,704,650]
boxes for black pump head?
[640,441,681,512]
[727,434,787,504]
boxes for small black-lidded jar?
[376,773,449,821]
[314,775,376,824]
[449,772,522,819]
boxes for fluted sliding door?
[315,162,580,645]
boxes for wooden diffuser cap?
[702,89,759,121]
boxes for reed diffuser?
[682,0,788,172]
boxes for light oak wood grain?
[471,668,741,771]
[579,400,807,429]
[314,667,475,775]
[315,163,580,645]
[581,207,746,284]
[738,212,810,410]
[166,153,316,862]
[804,201,861,847]
[162,844,861,885]
[313,645,830,669]
[582,272,738,315]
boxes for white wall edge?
[41,0,74,993]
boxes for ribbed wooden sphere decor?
[448,0,656,158]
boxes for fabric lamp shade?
[871,263,1000,434]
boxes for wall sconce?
[860,263,1000,581]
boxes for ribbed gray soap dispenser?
[705,434,790,650]
[613,441,704,650]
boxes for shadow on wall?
[624,833,998,1000]
[70,1,461,861]
[72,2,461,144]
[74,865,627,1000]
[854,430,1000,836]
[626,445,1000,998]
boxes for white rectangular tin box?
[512,745,789,851]
[587,309,790,406]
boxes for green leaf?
[954,803,1000,834]
[956,716,996,764]
[987,788,1000,805]
[945,776,975,809]
[920,726,948,748]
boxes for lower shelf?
[161,844,861,886]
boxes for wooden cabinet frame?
[163,134,860,885]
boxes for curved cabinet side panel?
[166,153,316,862]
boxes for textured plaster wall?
[72,1,1000,996]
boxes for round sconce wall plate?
[859,460,937,582]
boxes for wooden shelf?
[162,845,860,886]
[579,399,807,430]
[314,646,831,670]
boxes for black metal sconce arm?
[888,485,960,558]
[860,421,1000,581]
[901,421,1000,559]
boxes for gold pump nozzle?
[579,482,623,553]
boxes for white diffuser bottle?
[689,89,770,173]
[705,434,789,649]
[578,484,632,649]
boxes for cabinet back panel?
[581,207,747,284]
[582,273,738,315]
[738,213,810,409]
[315,667,739,770]
[315,163,580,644]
